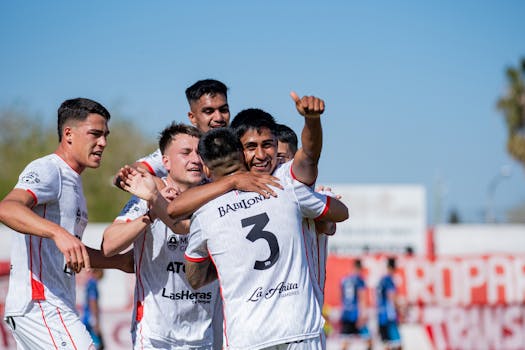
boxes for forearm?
[0,197,68,241]
[102,218,149,256]
[167,177,235,219]
[292,118,322,185]
[322,197,349,222]
[185,260,218,289]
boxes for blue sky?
[1,1,524,224]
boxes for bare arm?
[102,216,150,257]
[289,91,325,186]
[167,172,282,220]
[87,247,135,273]
[0,189,90,273]
[185,259,218,290]
[319,196,349,223]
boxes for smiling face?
[187,93,230,132]
[64,113,109,173]
[162,133,204,190]
[239,127,278,175]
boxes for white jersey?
[137,148,168,177]
[5,154,88,316]
[301,188,335,308]
[116,194,220,347]
[185,162,330,350]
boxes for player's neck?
[54,144,84,174]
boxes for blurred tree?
[497,58,525,167]
[447,208,461,224]
[0,106,156,222]
[507,202,525,224]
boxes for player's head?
[386,256,397,273]
[198,127,246,179]
[230,108,278,175]
[185,79,230,132]
[159,122,204,189]
[57,98,111,170]
[353,258,363,272]
[275,123,298,164]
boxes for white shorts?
[260,336,322,350]
[4,301,94,350]
[132,321,214,350]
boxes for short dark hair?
[158,122,202,155]
[353,259,362,270]
[198,128,243,169]
[57,98,110,141]
[185,79,228,104]
[387,256,397,270]
[275,123,298,154]
[230,108,278,140]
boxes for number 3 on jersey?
[242,213,280,270]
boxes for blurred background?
[1,1,524,349]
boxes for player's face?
[67,113,109,172]
[188,93,230,132]
[163,134,204,189]
[277,141,295,164]
[240,127,278,175]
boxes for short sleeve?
[115,196,148,222]
[136,149,168,177]
[15,158,61,205]
[184,214,210,262]
[292,179,329,220]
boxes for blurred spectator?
[340,259,372,350]
[376,257,402,350]
[81,269,105,350]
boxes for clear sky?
[1,1,524,224]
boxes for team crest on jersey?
[75,208,88,224]
[21,171,40,184]
[167,235,179,250]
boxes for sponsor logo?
[166,261,185,274]
[161,288,212,304]
[217,194,269,217]
[247,281,299,302]
[167,235,178,250]
[166,235,188,251]
[21,171,40,184]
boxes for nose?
[254,146,266,160]
[98,135,108,147]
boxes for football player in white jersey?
[118,127,349,349]
[103,123,222,349]
[115,79,231,181]
[0,98,132,350]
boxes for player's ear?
[188,111,197,127]
[162,154,170,172]
[203,164,211,179]
[63,126,73,144]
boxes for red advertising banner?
[325,254,525,350]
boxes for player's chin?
[87,155,103,168]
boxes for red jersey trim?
[314,196,330,221]
[289,163,316,187]
[184,254,209,263]
[26,189,38,208]
[139,161,155,175]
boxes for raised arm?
[0,189,90,273]
[289,91,325,186]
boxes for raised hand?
[119,166,158,201]
[290,91,325,119]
